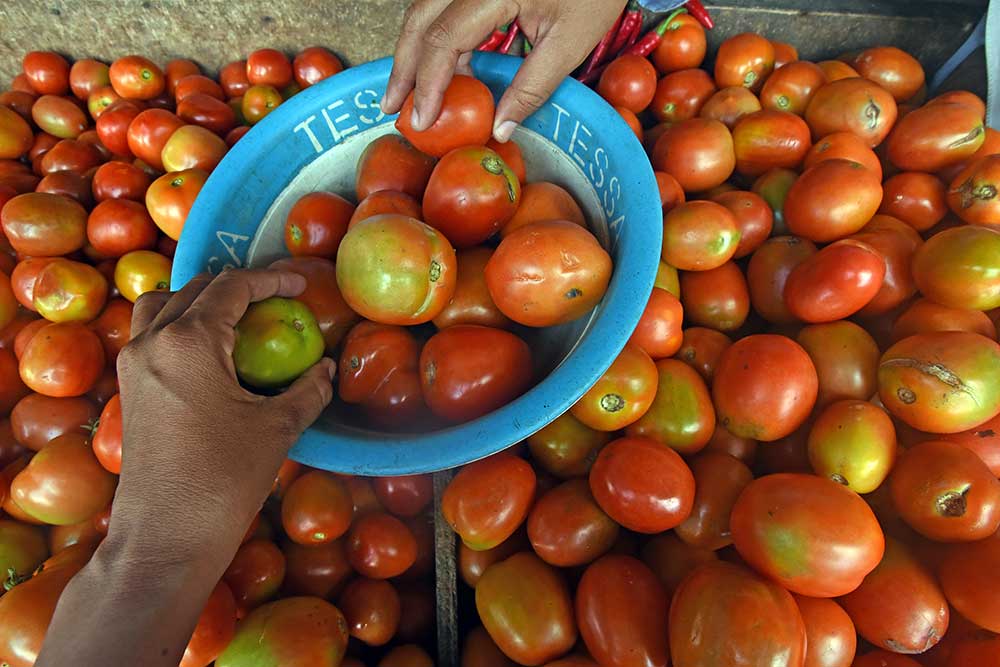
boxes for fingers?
[182,269,308,331]
[130,291,172,338]
[146,273,214,331]
[455,51,473,76]
[383,0,455,114]
[272,358,338,435]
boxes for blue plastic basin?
[171,53,661,475]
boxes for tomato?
[268,257,358,353]
[838,537,948,655]
[947,155,1000,228]
[282,539,351,598]
[29,95,86,140]
[793,596,856,667]
[423,147,520,247]
[711,190,773,258]
[615,106,642,139]
[10,393,97,452]
[889,105,984,175]
[749,168,794,234]
[890,439,1000,542]
[34,172,90,210]
[475,552,575,665]
[337,321,423,424]
[233,297,324,389]
[653,172,686,213]
[12,320,47,361]
[174,74,224,102]
[784,239,885,323]
[347,511,417,579]
[939,532,1000,633]
[698,86,762,130]
[649,68,716,123]
[109,55,164,100]
[161,58,199,96]
[733,109,812,176]
[216,596,348,667]
[287,47,341,88]
[95,100,141,157]
[112,250,170,303]
[30,259,107,324]
[0,518,47,583]
[86,198,157,258]
[0,274,15,335]
[877,172,946,232]
[652,13,706,72]
[853,46,925,101]
[241,84,283,124]
[0,106,32,160]
[660,201,740,272]
[48,521,101,557]
[502,182,586,238]
[795,320,879,408]
[805,78,898,146]
[807,399,895,493]
[597,54,657,113]
[785,159,882,242]
[574,555,669,667]
[485,220,611,327]
[852,215,922,317]
[1,192,87,257]
[675,326,732,384]
[680,261,750,332]
[283,191,354,258]
[160,124,227,172]
[628,288,683,359]
[458,528,527,589]
[85,85,120,119]
[651,118,735,192]
[279,471,352,546]
[463,625,517,667]
[334,577,400,647]
[336,214,457,325]
[624,358,715,454]
[879,332,1000,433]
[420,325,531,422]
[145,168,207,240]
[349,190,422,228]
[36,141,101,179]
[432,247,511,330]
[127,108,183,170]
[936,412,1000,477]
[803,131,882,180]
[714,33,776,91]
[759,61,826,115]
[84,393,122,475]
[947,637,1000,667]
[914,225,1000,311]
[442,453,535,550]
[526,412,611,480]
[524,478,617,567]
[223,539,286,614]
[675,451,753,551]
[209,61,245,99]
[571,343,656,431]
[397,75,494,157]
[18,322,104,398]
[178,581,238,667]
[370,475,431,519]
[22,51,71,95]
[355,134,436,201]
[670,561,806,667]
[0,311,37,354]
[588,436,694,533]
[245,48,292,88]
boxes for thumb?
[272,358,337,434]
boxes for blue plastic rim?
[172,53,662,475]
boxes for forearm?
[36,529,230,667]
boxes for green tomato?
[233,297,324,389]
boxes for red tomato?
[176,93,238,136]
[441,453,535,550]
[784,239,886,323]
[793,595,856,667]
[732,109,812,176]
[174,74,224,102]
[704,423,757,465]
[90,392,122,474]
[180,581,237,667]
[246,49,293,88]
[89,298,132,363]
[714,33,776,92]
[160,124,227,173]
[699,86,763,129]
[337,321,424,425]
[597,55,658,113]
[850,215,922,317]
[713,334,818,441]
[527,478,618,567]
[349,190,423,229]
[624,358,715,454]
[223,539,286,613]
[629,288,683,359]
[785,159,883,242]
[912,225,1000,311]
[30,95,87,140]
[12,320,47,359]
[423,146,521,247]
[88,196,160,258]
[420,325,532,423]
[649,68,716,123]
[284,191,355,258]
[19,322,104,397]
[711,190,773,258]
[145,168,208,240]
[576,555,669,667]
[95,100,142,157]
[501,182,586,238]
[486,137,526,184]
[396,75,494,157]
[760,61,827,115]
[589,436,695,534]
[10,393,98,452]
[241,85,283,124]
[887,103,984,173]
[37,140,102,178]
[432,246,512,330]
[355,134,436,202]
[797,320,879,407]
[675,451,753,550]
[281,471,352,546]
[732,473,884,597]
[22,51,70,95]
[293,47,343,88]
[571,343,657,431]
[674,328,731,385]
[805,78,898,146]
[110,56,165,100]
[939,532,1000,633]
[662,200,740,271]
[0,106,34,160]
[879,172,947,231]
[526,413,612,480]
[947,154,1000,228]
[282,539,352,599]
[804,131,883,179]
[651,118,736,192]
[654,172,686,212]
[486,220,611,327]
[347,511,417,579]
[164,58,200,96]
[219,60,250,98]
[652,13,707,73]
[669,561,806,667]
[1,192,87,257]
[939,412,1000,477]
[853,46,925,102]
[338,577,400,647]
[680,261,750,332]
[373,475,432,518]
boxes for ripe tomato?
[576,555,669,667]
[216,597,348,667]
[246,48,292,88]
[651,118,735,192]
[10,393,98,451]
[890,439,1000,542]
[114,250,171,302]
[675,451,753,551]
[804,131,883,179]
[337,321,423,424]
[174,74,224,102]
[292,46,343,88]
[784,239,886,323]
[670,561,806,667]
[336,214,457,325]
[805,78,898,146]
[355,134,436,201]
[624,359,715,454]
[597,55,657,113]
[527,478,618,567]
[699,85,762,129]
[485,220,611,327]
[616,106,642,139]
[879,332,1000,433]
[423,147,520,247]
[280,471,352,546]
[22,51,71,95]
[571,343,656,431]
[349,190,422,229]
[338,577,400,647]
[160,124,228,172]
[89,392,122,474]
[223,539,285,614]
[853,46,925,101]
[442,453,535,550]
[475,552,576,665]
[704,423,757,465]
[796,320,879,408]
[109,56,164,100]
[35,172,92,208]
[30,95,87,140]
[95,100,141,157]
[947,154,1000,228]
[420,324,532,422]
[86,85,120,119]
[31,259,107,324]
[711,190,773,258]
[640,534,717,603]
[793,596,856,667]
[652,13,706,72]
[654,172,686,212]
[713,335,818,441]
[938,412,1000,477]
[746,236,817,324]
[37,140,102,178]
[675,326,731,384]
[879,172,946,231]
[661,201,740,271]
[177,93,238,136]
[372,475,431,519]
[462,625,517,667]
[649,68,716,123]
[347,511,417,579]
[732,109,812,176]
[215,60,248,98]
[680,261,750,332]
[732,473,884,596]
[589,436,694,533]
[163,58,200,95]
[0,106,33,160]
[785,159,882,242]
[939,532,1000,633]
[432,247,511,330]
[714,33,776,91]
[145,168,207,240]
[0,519,47,584]
[751,167,796,233]
[396,75,493,157]
[913,225,1000,310]
[179,581,237,667]
[127,109,183,170]
[628,288,683,359]
[839,537,948,655]
[284,191,354,258]
[458,528,528,588]
[888,103,984,174]
[526,412,611,480]
[87,198,158,258]
[12,319,47,359]
[241,85,282,124]
[89,298,133,362]
[1,192,87,257]
[502,181,586,237]
[807,399,895,493]
[772,40,799,67]
[282,539,351,598]
[760,61,827,115]
[851,215,922,317]
[19,322,104,398]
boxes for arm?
[382,0,628,142]
[36,269,336,667]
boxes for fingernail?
[494,120,518,143]
[326,359,337,382]
[411,107,422,130]
[379,94,388,111]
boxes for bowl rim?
[171,53,662,475]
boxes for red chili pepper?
[624,7,687,58]
[576,10,625,80]
[499,21,521,55]
[478,23,510,52]
[619,14,643,55]
[609,1,642,55]
[580,62,609,86]
[685,0,715,30]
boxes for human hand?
[110,269,336,562]
[382,0,628,142]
